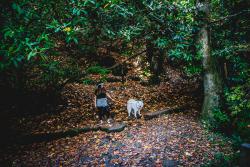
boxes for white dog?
[127,99,143,118]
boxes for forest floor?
[0,67,234,166]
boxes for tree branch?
[108,50,147,70]
[210,9,250,24]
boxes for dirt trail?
[9,78,197,135]
[1,111,233,166]
[0,72,232,166]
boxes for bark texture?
[146,40,164,83]
[197,0,222,119]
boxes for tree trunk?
[197,0,222,119]
[146,40,154,71]
[146,40,164,83]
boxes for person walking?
[94,82,115,124]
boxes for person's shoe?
[97,120,103,126]
[107,119,112,124]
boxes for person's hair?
[95,83,106,95]
[97,83,103,89]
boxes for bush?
[224,86,250,140]
[82,78,94,85]
[213,108,230,129]
[202,152,240,167]
[86,66,110,75]
[184,65,202,76]
[202,108,230,132]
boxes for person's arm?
[106,92,115,102]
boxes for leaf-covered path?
[0,72,233,166]
[2,111,233,166]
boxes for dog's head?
[136,101,143,109]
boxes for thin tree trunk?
[146,40,163,83]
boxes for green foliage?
[203,132,240,166]
[202,152,240,167]
[207,0,250,142]
[225,87,245,116]
[184,65,202,76]
[0,1,55,70]
[213,108,230,129]
[83,78,94,85]
[142,69,151,77]
[231,134,243,150]
[31,59,83,91]
[39,61,65,86]
[153,38,169,49]
[224,86,250,139]
[86,66,110,75]
[0,0,199,71]
[202,108,230,132]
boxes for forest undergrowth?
[0,67,234,166]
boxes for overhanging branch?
[210,9,250,24]
[108,50,147,70]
